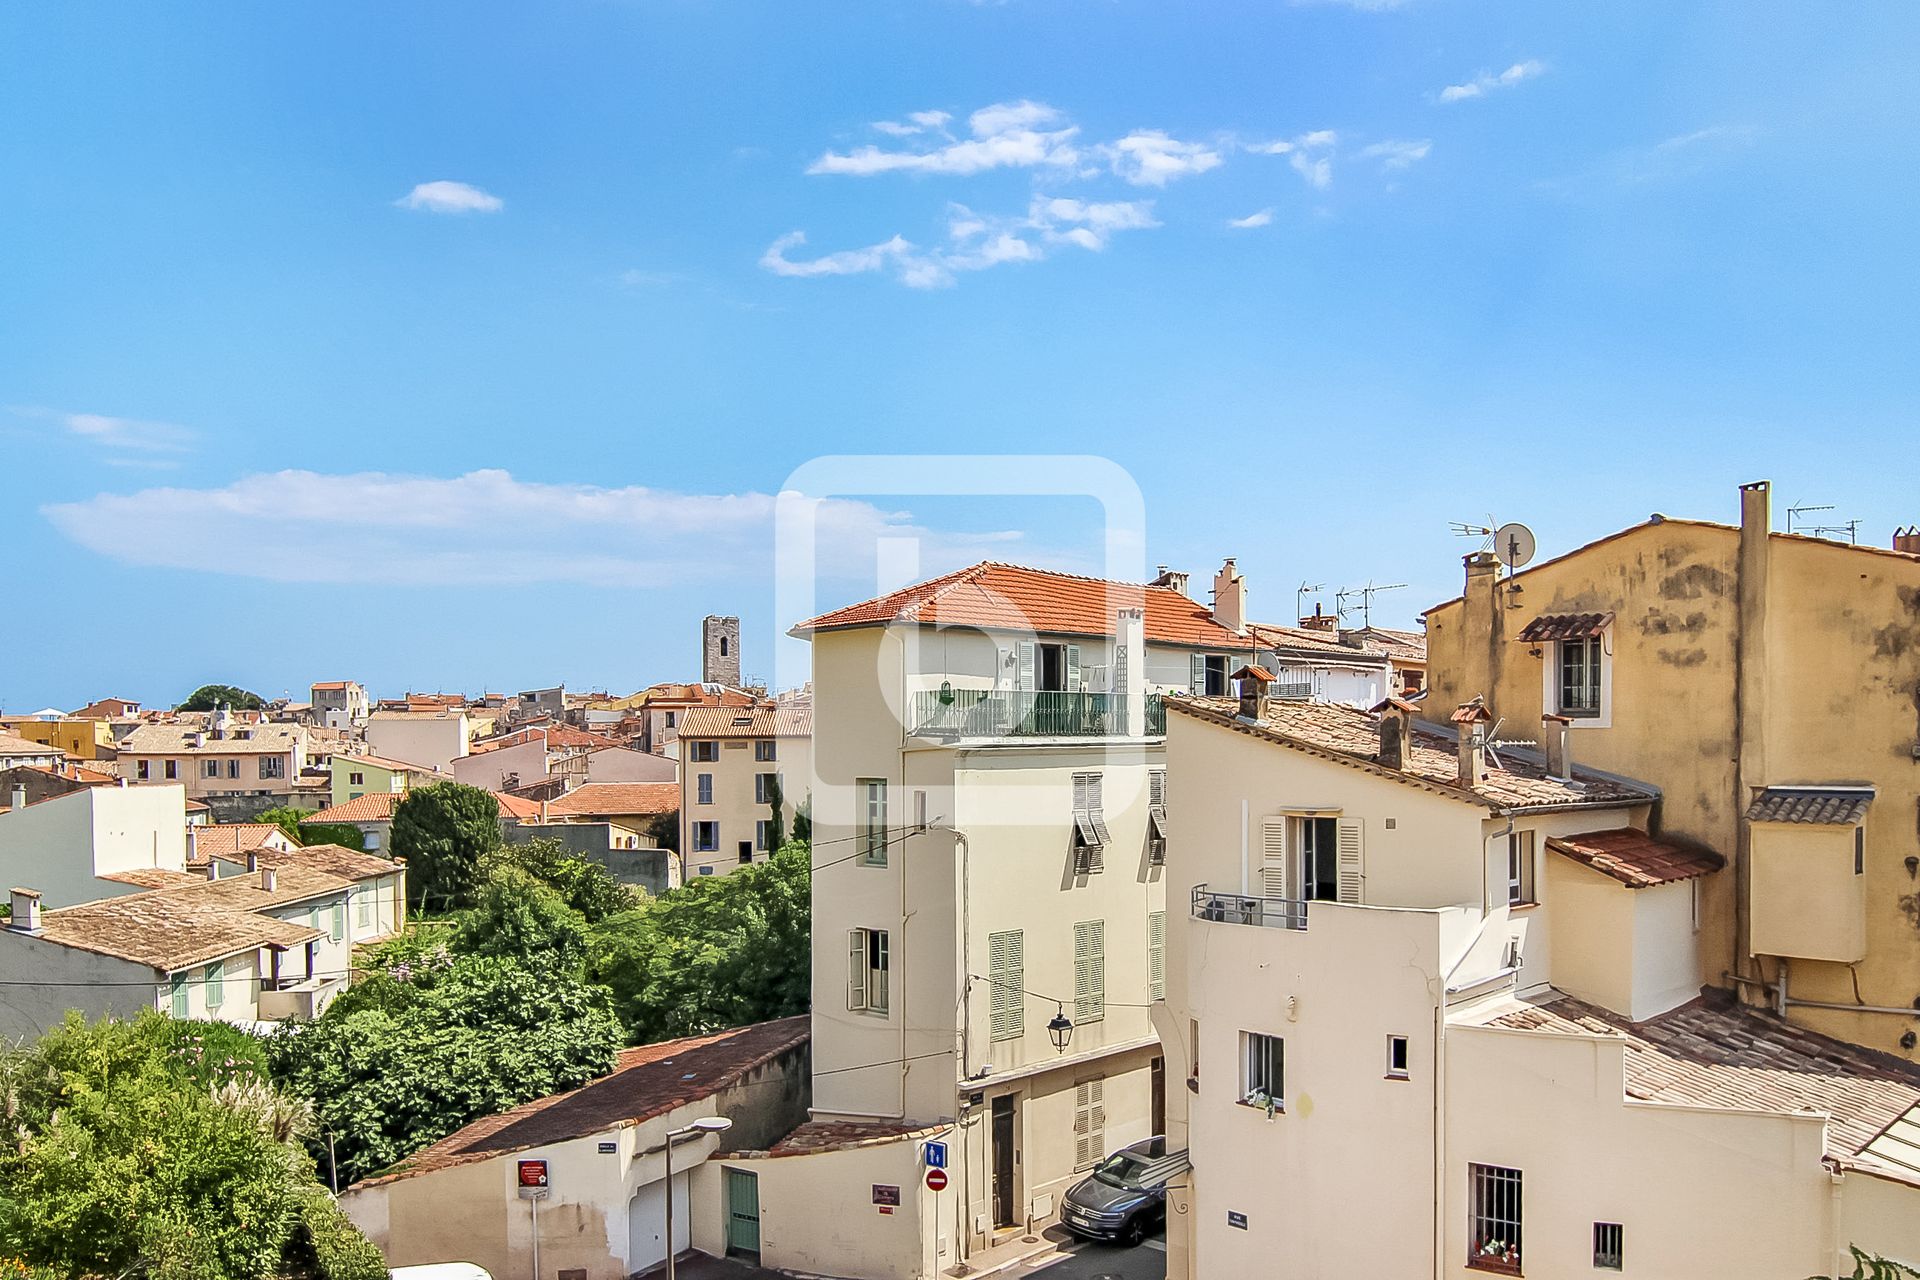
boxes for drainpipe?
[1432,999,1446,1280]
[1776,961,1920,1017]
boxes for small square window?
[1387,1035,1410,1078]
[1593,1222,1623,1270]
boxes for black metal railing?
[1191,885,1308,931]
[910,690,1165,738]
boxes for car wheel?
[1121,1216,1146,1248]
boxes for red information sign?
[517,1159,549,1189]
[925,1168,949,1192]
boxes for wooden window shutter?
[847,929,868,1011]
[1067,644,1081,691]
[1017,642,1036,692]
[1150,768,1166,807]
[1260,817,1289,898]
[1074,1077,1107,1169]
[1072,772,1089,811]
[1190,652,1207,694]
[1337,817,1366,904]
[1074,920,1106,1023]
[1149,911,1166,1001]
[989,930,1024,1041]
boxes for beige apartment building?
[1422,482,1920,1061]
[677,704,812,877]
[116,713,308,799]
[750,561,1258,1279]
[1155,678,1920,1279]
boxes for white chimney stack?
[259,866,277,893]
[8,784,25,813]
[1543,713,1573,781]
[8,888,42,933]
[1452,698,1494,788]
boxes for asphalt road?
[1026,1233,1167,1280]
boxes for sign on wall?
[518,1159,550,1200]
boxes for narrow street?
[1025,1236,1166,1280]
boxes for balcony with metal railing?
[1191,884,1309,931]
[909,689,1166,739]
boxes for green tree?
[391,781,502,912]
[451,870,590,969]
[179,684,266,712]
[268,955,620,1184]
[258,806,314,844]
[0,1012,382,1280]
[300,822,374,851]
[588,840,810,1043]
[764,775,787,852]
[790,796,811,845]
[487,837,644,922]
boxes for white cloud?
[8,406,197,464]
[1358,139,1432,170]
[42,469,1035,589]
[395,181,505,214]
[1102,130,1224,187]
[1250,130,1337,186]
[809,99,1081,177]
[1228,208,1275,229]
[761,196,1158,289]
[1439,60,1547,104]
[872,110,953,139]
[1290,151,1333,189]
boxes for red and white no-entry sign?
[925,1168,949,1192]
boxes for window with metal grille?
[1073,920,1105,1023]
[988,930,1024,1041]
[1148,911,1166,1001]
[1558,636,1603,715]
[1240,1031,1283,1109]
[1593,1222,1623,1270]
[1469,1163,1523,1273]
[859,779,888,866]
[1071,773,1108,873]
[1073,1077,1106,1170]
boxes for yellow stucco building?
[1423,480,1920,1059]
[0,717,116,760]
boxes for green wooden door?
[724,1167,760,1258]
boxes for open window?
[1520,612,1614,725]
[1071,772,1109,874]
[847,927,890,1016]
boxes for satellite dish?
[1494,522,1536,572]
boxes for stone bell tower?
[702,615,741,687]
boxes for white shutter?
[847,929,868,1011]
[1074,1077,1107,1169]
[1190,653,1207,694]
[1337,817,1366,904]
[1067,644,1081,691]
[996,646,1012,689]
[1074,920,1105,1023]
[1072,772,1089,811]
[989,930,1024,1040]
[1150,768,1166,807]
[1259,817,1289,898]
[1148,911,1166,1001]
[1017,642,1036,692]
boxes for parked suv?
[1059,1136,1182,1246]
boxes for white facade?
[0,783,190,907]
[365,711,470,773]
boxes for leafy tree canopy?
[588,840,810,1043]
[487,837,645,923]
[451,870,590,970]
[257,806,314,844]
[178,684,266,712]
[391,781,502,912]
[0,1012,382,1280]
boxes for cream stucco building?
[677,704,813,877]
[1155,683,1920,1280]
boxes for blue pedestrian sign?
[923,1140,948,1169]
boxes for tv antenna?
[1296,581,1324,624]
[1786,503,1833,535]
[1449,517,1497,547]
[1335,582,1407,628]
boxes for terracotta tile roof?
[309,681,356,691]
[765,1120,946,1156]
[1246,622,1387,664]
[1482,992,1920,1184]
[187,824,289,864]
[97,868,206,889]
[307,790,536,823]
[1351,626,1428,662]
[1545,828,1725,888]
[544,782,679,819]
[471,725,623,755]
[329,751,446,776]
[69,698,141,719]
[677,706,812,739]
[351,1016,810,1187]
[793,562,1256,650]
[1746,787,1875,825]
[0,732,61,757]
[491,790,544,820]
[1168,696,1658,813]
[119,723,305,756]
[367,709,466,723]
[636,683,759,708]
[34,866,344,971]
[1516,611,1616,643]
[241,843,400,883]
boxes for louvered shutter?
[1074,920,1105,1022]
[1017,642,1036,692]
[1148,911,1166,1001]
[1190,653,1207,694]
[1067,644,1081,691]
[847,929,868,1011]
[1086,774,1110,847]
[989,930,1024,1041]
[1072,773,1089,812]
[1337,817,1366,904]
[1260,817,1290,898]
[1150,769,1166,807]
[1074,1077,1107,1169]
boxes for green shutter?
[1074,920,1105,1023]
[205,960,224,1009]
[989,930,1024,1041]
[170,973,188,1018]
[1149,912,1166,1001]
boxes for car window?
[1093,1152,1154,1188]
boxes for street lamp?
[1047,1004,1075,1053]
[664,1116,732,1280]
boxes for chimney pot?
[8,784,25,812]
[1895,526,1920,556]
[1451,698,1493,787]
[260,866,277,893]
[1374,698,1415,771]
[1542,713,1573,781]
[8,888,42,933]
[204,860,219,881]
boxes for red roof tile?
[1517,611,1617,643]
[544,782,679,819]
[1546,828,1725,888]
[677,706,812,739]
[793,562,1255,650]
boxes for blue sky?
[3,1,1917,709]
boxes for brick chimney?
[1298,604,1337,632]
[8,888,42,933]
[1150,566,1190,597]
[1212,558,1247,634]
[1895,526,1920,555]
[1235,665,1275,721]
[1452,697,1494,787]
[1372,697,1417,771]
[1542,713,1573,781]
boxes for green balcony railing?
[910,689,1165,738]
